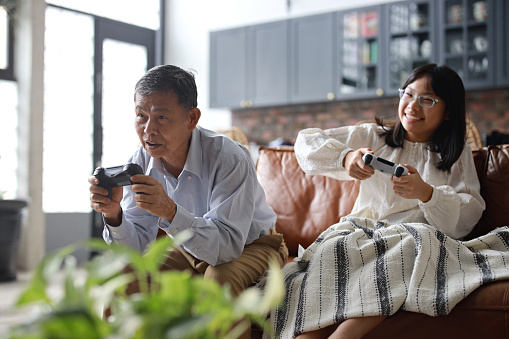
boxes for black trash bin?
[0,199,28,282]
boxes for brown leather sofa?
[254,144,509,339]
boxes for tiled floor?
[0,271,33,337]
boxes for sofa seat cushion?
[363,280,509,339]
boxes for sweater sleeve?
[294,124,384,180]
[419,145,486,239]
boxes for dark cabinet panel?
[209,27,247,109]
[249,21,290,107]
[496,0,509,86]
[337,6,383,99]
[383,0,438,94]
[209,22,289,109]
[290,13,336,104]
[438,0,495,90]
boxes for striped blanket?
[263,217,509,339]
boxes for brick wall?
[232,88,509,146]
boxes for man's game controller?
[362,153,409,177]
[93,163,144,199]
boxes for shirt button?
[175,188,180,192]
[187,175,191,180]
[193,248,198,252]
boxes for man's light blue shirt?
[103,126,277,266]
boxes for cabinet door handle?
[327,92,335,100]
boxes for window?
[43,7,95,212]
[0,3,17,199]
[47,0,160,30]
[0,80,18,199]
[0,3,14,80]
[42,5,157,213]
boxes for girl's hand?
[344,148,375,180]
[391,164,433,202]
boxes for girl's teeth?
[406,114,420,120]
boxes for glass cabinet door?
[337,6,383,99]
[384,0,436,92]
[439,0,494,89]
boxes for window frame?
[0,3,15,81]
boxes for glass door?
[92,18,155,237]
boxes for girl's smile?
[398,77,446,142]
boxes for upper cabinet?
[209,27,247,109]
[289,13,336,104]
[438,0,495,89]
[210,21,289,109]
[210,0,507,109]
[496,0,509,86]
[337,6,384,99]
[383,0,438,94]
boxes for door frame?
[91,17,157,239]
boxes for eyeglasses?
[398,88,444,108]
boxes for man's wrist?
[104,210,122,227]
[165,202,177,223]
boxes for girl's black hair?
[377,64,466,172]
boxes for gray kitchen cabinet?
[382,0,438,94]
[336,5,384,100]
[496,0,509,86]
[438,0,495,90]
[209,0,506,109]
[289,12,336,104]
[209,21,289,109]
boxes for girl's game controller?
[362,154,409,177]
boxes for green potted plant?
[8,234,283,339]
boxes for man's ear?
[188,107,201,130]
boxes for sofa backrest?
[256,144,509,257]
[469,144,509,239]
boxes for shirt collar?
[182,126,203,180]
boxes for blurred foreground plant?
[9,235,284,339]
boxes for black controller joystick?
[93,163,144,199]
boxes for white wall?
[164,0,396,130]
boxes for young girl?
[264,64,509,339]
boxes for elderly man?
[89,65,287,299]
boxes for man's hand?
[88,176,123,226]
[344,148,375,180]
[392,164,433,203]
[130,175,177,222]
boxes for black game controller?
[93,163,144,199]
[362,153,409,177]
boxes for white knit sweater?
[294,123,485,239]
